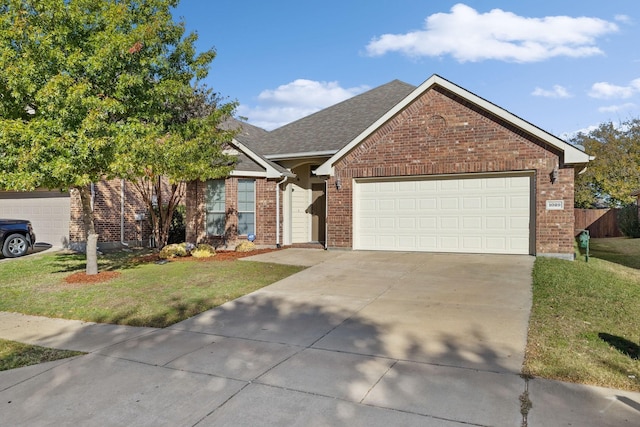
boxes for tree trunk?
[78,185,99,275]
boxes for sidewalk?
[1,312,639,426]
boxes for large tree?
[572,119,640,208]
[0,0,233,273]
[119,87,237,249]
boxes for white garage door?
[0,191,71,248]
[354,175,532,254]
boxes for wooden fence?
[574,208,623,238]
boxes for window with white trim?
[206,180,226,236]
[237,179,255,235]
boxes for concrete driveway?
[5,249,634,426]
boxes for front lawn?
[524,238,640,391]
[0,250,304,328]
[0,339,84,371]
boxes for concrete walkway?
[1,249,638,426]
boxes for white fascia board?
[265,150,336,161]
[316,75,591,176]
[230,170,267,178]
[230,139,285,178]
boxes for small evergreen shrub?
[617,204,640,238]
[167,205,186,244]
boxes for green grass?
[0,250,305,328]
[587,237,640,269]
[0,339,83,371]
[524,238,640,391]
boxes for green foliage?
[158,242,189,259]
[617,204,640,238]
[572,119,640,207]
[0,0,237,269]
[0,0,182,189]
[191,243,216,258]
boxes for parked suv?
[0,219,36,258]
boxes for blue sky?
[173,1,639,138]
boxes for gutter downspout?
[120,179,129,247]
[275,176,288,248]
[324,179,328,250]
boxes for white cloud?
[365,3,618,63]
[531,85,572,98]
[598,102,637,113]
[588,78,640,99]
[559,125,600,140]
[614,14,632,24]
[238,79,369,130]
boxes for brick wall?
[186,177,280,248]
[327,86,576,256]
[70,178,172,247]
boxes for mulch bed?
[64,271,121,285]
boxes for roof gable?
[223,118,293,178]
[316,74,592,176]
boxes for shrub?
[159,243,190,259]
[191,244,216,258]
[617,204,640,238]
[235,241,256,253]
[167,205,186,244]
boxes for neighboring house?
[0,180,152,250]
[186,74,592,259]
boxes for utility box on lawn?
[579,230,590,261]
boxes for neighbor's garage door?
[354,175,532,254]
[0,191,70,247]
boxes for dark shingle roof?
[222,118,290,175]
[249,80,416,158]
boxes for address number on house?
[546,200,564,210]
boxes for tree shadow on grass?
[51,249,156,274]
[599,333,639,360]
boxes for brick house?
[186,74,592,259]
[0,74,592,257]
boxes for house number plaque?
[546,200,564,210]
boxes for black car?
[0,219,36,258]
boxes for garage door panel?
[440,217,459,229]
[463,217,482,229]
[462,236,482,250]
[419,198,437,210]
[399,217,416,229]
[486,237,507,250]
[354,175,532,255]
[419,217,437,230]
[440,198,458,209]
